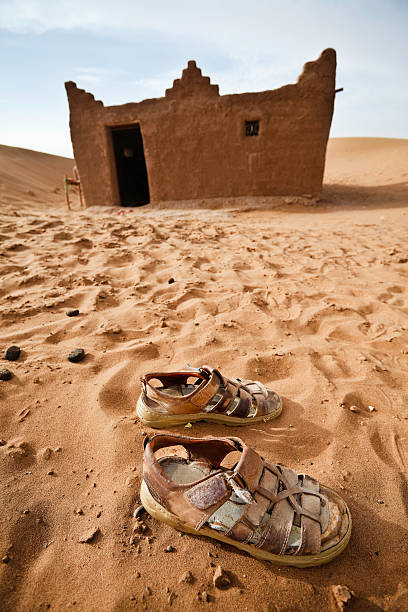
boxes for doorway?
[111,124,150,206]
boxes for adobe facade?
[65,49,337,206]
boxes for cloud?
[73,66,128,87]
[2,1,406,83]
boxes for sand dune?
[0,139,407,611]
[0,145,73,209]
[325,137,408,186]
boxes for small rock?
[79,527,100,543]
[167,591,177,605]
[68,348,85,363]
[125,475,138,488]
[213,565,231,589]
[74,508,84,515]
[168,278,175,284]
[165,545,175,552]
[2,554,9,563]
[132,521,147,535]
[4,346,20,361]
[331,584,354,610]
[349,405,359,413]
[0,439,6,446]
[133,505,145,519]
[179,570,194,584]
[201,591,210,603]
[66,309,80,317]
[145,586,152,596]
[38,447,53,461]
[377,499,384,504]
[368,405,376,412]
[47,470,55,476]
[0,369,13,381]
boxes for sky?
[1,0,407,158]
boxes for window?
[245,120,259,136]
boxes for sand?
[0,138,407,611]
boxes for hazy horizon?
[1,0,407,157]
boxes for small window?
[245,120,259,136]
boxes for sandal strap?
[142,365,273,418]
[203,369,270,418]
[142,368,222,415]
[143,434,242,530]
[143,435,329,556]
[228,455,327,555]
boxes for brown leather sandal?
[141,435,352,567]
[136,365,282,428]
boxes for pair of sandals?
[137,366,352,567]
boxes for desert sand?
[0,138,407,611]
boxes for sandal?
[141,435,352,567]
[136,365,282,428]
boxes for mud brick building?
[65,49,337,206]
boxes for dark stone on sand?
[168,278,175,284]
[4,346,20,361]
[68,348,85,363]
[0,369,13,381]
[66,309,80,317]
[165,545,175,552]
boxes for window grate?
[245,120,260,136]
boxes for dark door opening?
[112,124,150,206]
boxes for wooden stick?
[64,176,71,210]
[78,182,84,207]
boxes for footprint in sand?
[0,438,36,469]
[245,353,309,384]
[53,231,73,241]
[0,504,52,606]
[369,426,408,473]
[97,344,160,416]
[311,352,353,382]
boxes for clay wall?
[65,49,337,206]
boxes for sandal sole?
[140,479,352,568]
[136,394,282,429]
